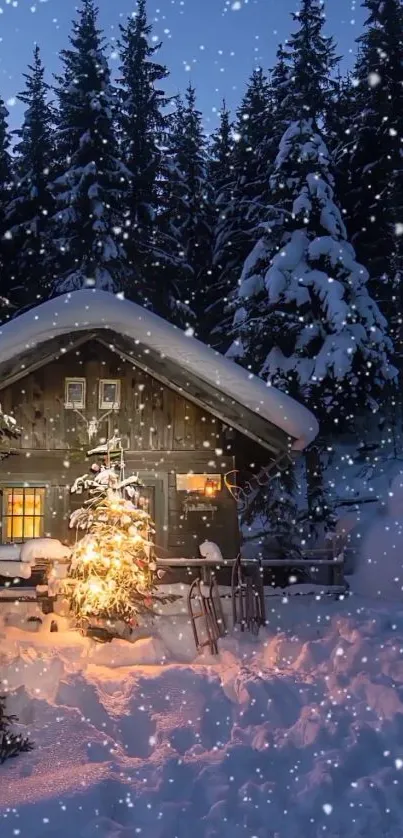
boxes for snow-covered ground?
[2,595,403,838]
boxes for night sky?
[0,0,366,131]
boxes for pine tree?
[231,118,395,429]
[243,465,302,558]
[282,0,339,120]
[0,695,33,764]
[161,85,212,328]
[326,72,357,178]
[346,0,403,345]
[118,0,170,308]
[270,43,293,137]
[212,68,273,348]
[209,100,233,200]
[205,100,234,346]
[52,0,129,293]
[5,47,55,310]
[0,99,13,309]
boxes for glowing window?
[176,474,221,494]
[3,487,45,543]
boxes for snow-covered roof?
[0,290,318,451]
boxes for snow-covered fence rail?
[156,554,346,589]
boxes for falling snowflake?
[368,71,381,87]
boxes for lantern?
[205,477,219,498]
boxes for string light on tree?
[64,434,169,633]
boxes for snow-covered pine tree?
[209,100,234,198]
[0,695,33,764]
[270,43,294,139]
[212,68,273,349]
[160,84,212,328]
[281,0,339,120]
[242,462,302,560]
[346,0,403,347]
[230,1,394,541]
[51,0,129,293]
[5,47,55,310]
[117,0,170,309]
[0,98,14,313]
[231,118,395,428]
[204,100,234,346]
[326,72,358,188]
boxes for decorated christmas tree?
[64,437,166,632]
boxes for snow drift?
[2,597,403,837]
[351,472,403,602]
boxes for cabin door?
[137,477,167,559]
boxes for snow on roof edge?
[0,290,319,451]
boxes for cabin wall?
[0,341,240,557]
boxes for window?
[2,487,45,543]
[99,379,121,410]
[176,474,222,494]
[65,377,86,409]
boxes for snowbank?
[351,472,403,602]
[2,597,403,837]
[0,290,318,450]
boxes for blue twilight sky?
[0,0,366,132]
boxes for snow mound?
[351,472,403,601]
[91,636,171,667]
[2,598,403,837]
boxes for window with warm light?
[176,474,221,495]
[2,487,45,542]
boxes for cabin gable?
[0,338,241,558]
[0,338,229,454]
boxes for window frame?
[175,473,222,494]
[2,485,46,543]
[99,379,121,411]
[64,377,86,410]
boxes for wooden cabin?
[0,291,318,560]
